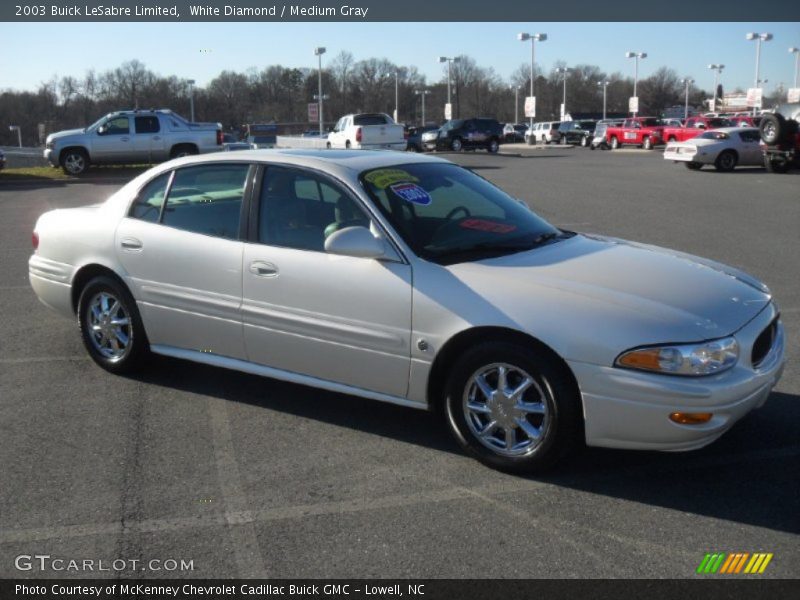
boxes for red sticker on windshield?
[459,219,517,234]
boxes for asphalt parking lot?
[0,148,798,580]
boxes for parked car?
[664,127,764,171]
[44,109,224,175]
[661,118,684,127]
[29,149,784,473]
[605,117,666,150]
[524,121,561,145]
[589,121,622,150]
[503,123,528,143]
[0,149,5,170]
[425,118,504,153]
[406,125,439,152]
[327,113,406,151]
[662,116,732,143]
[759,102,800,173]
[302,130,324,137]
[554,120,597,146]
[221,133,253,152]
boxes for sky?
[1,22,799,94]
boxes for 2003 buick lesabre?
[29,150,785,472]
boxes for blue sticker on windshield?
[389,182,432,206]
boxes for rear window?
[641,118,661,127]
[353,114,391,126]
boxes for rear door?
[737,130,763,164]
[132,116,166,162]
[115,162,253,359]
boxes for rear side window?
[161,164,249,240]
[134,116,160,134]
[130,173,171,223]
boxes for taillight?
[32,231,39,250]
[216,130,223,145]
[355,127,362,143]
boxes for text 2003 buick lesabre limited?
[29,150,785,472]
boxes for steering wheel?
[444,206,471,221]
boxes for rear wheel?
[580,135,588,147]
[345,140,351,149]
[685,162,703,170]
[642,136,653,150]
[759,113,792,145]
[486,138,499,154]
[714,150,738,172]
[170,144,198,159]
[77,276,149,374]
[764,156,788,173]
[451,137,463,152]
[443,341,581,473]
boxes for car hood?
[47,128,86,142]
[445,234,770,350]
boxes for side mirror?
[97,126,106,135]
[324,226,386,259]
[696,123,706,129]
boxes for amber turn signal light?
[669,412,713,425]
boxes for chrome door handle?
[153,135,161,140]
[120,237,143,250]
[249,261,278,277]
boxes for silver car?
[29,150,785,472]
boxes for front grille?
[752,318,778,368]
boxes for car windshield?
[360,163,565,265]
[441,120,464,131]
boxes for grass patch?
[1,165,151,182]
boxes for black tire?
[764,156,788,173]
[580,135,588,147]
[170,144,198,159]
[345,140,351,149]
[685,162,703,170]
[60,148,89,176]
[486,138,499,154]
[77,276,149,374]
[326,142,332,149]
[714,150,738,172]
[668,136,677,143]
[759,113,786,145]
[642,136,653,150]
[443,341,582,473]
[610,137,619,150]
[451,137,463,152]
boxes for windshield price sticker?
[365,169,419,189]
[459,219,517,233]
[389,183,432,206]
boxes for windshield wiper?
[428,231,565,260]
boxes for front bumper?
[570,302,785,451]
[44,147,59,167]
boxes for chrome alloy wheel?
[63,152,86,174]
[86,292,131,361]
[462,362,550,457]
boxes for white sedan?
[29,150,785,472]
[664,127,764,171]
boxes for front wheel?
[61,149,89,175]
[642,137,653,150]
[580,135,588,147]
[610,137,619,150]
[443,342,581,473]
[77,276,150,374]
[451,137,463,152]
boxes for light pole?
[625,51,647,115]
[555,67,571,120]
[187,79,196,122]
[314,46,326,136]
[394,71,399,123]
[438,56,460,119]
[510,85,521,123]
[8,125,21,148]
[707,64,724,112]
[746,33,772,115]
[414,89,431,125]
[681,78,695,120]
[597,80,610,120]
[517,32,547,131]
[790,47,800,88]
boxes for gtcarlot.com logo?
[697,552,773,575]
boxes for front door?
[91,115,132,163]
[242,165,413,397]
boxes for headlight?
[615,336,739,376]
[46,141,54,149]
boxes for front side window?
[130,172,171,223]
[361,163,563,265]
[161,164,249,239]
[259,167,369,252]
[104,117,130,135]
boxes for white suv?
[524,122,560,145]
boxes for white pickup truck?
[326,113,407,151]
[44,109,223,175]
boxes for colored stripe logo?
[697,553,773,574]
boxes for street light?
[510,85,521,123]
[681,78,695,120]
[414,89,431,125]
[597,80,610,120]
[707,64,724,112]
[789,47,800,88]
[746,33,772,115]
[625,51,647,115]
[394,71,399,123]
[438,56,460,118]
[187,79,196,122]
[555,67,572,120]
[8,125,21,148]
[314,47,326,136]
[518,32,547,131]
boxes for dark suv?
[759,103,800,173]
[554,120,597,146]
[427,118,504,153]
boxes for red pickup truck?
[662,116,731,143]
[606,117,666,150]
